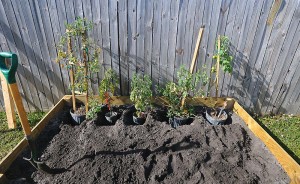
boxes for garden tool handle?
[0,52,18,84]
[0,52,32,136]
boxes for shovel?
[0,52,54,174]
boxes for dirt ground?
[5,106,289,183]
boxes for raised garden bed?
[0,96,299,183]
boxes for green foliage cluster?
[130,74,152,117]
[160,65,208,117]
[99,69,119,104]
[56,17,100,93]
[212,36,233,73]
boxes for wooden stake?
[82,33,88,113]
[216,35,221,97]
[181,27,204,108]
[67,30,76,112]
[0,59,16,129]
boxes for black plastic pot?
[133,115,146,125]
[205,108,228,125]
[105,111,120,124]
[169,116,190,128]
[70,109,86,124]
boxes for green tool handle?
[0,52,31,136]
[0,52,18,84]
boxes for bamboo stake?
[181,27,204,108]
[216,35,221,97]
[67,30,76,112]
[82,33,88,113]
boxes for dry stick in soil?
[181,27,204,108]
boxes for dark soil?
[5,106,289,183]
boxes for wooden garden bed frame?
[0,95,299,183]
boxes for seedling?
[161,65,208,118]
[130,74,152,119]
[211,35,233,97]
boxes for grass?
[257,114,300,164]
[0,112,45,160]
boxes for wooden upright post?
[216,35,221,97]
[0,58,16,129]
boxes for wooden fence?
[0,0,300,115]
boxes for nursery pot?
[169,116,190,128]
[133,112,147,125]
[205,108,228,125]
[105,111,120,124]
[70,109,86,124]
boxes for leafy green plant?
[56,17,100,112]
[130,74,152,117]
[160,65,208,117]
[86,96,102,119]
[99,69,119,110]
[209,36,233,97]
[212,36,233,73]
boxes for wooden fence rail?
[0,0,299,115]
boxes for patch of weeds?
[256,114,300,164]
[0,112,45,160]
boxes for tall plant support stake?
[67,30,76,112]
[0,59,16,129]
[82,33,88,113]
[181,27,204,108]
[216,35,221,97]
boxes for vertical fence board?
[0,0,300,115]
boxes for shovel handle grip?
[0,52,18,84]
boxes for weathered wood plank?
[243,0,274,112]
[173,0,188,82]
[151,0,162,91]
[254,0,298,114]
[166,0,180,83]
[181,0,197,69]
[29,0,61,103]
[127,0,137,92]
[204,0,222,96]
[38,0,66,99]
[144,0,154,79]
[118,0,129,95]
[136,0,145,76]
[0,0,40,111]
[90,0,104,93]
[15,0,55,110]
[219,0,239,96]
[267,3,300,114]
[159,0,171,86]
[108,0,121,95]
[227,0,256,101]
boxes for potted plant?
[98,69,120,124]
[160,65,208,128]
[130,74,152,124]
[56,17,100,124]
[206,35,233,125]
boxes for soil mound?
[6,108,289,183]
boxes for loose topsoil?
[5,105,289,184]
